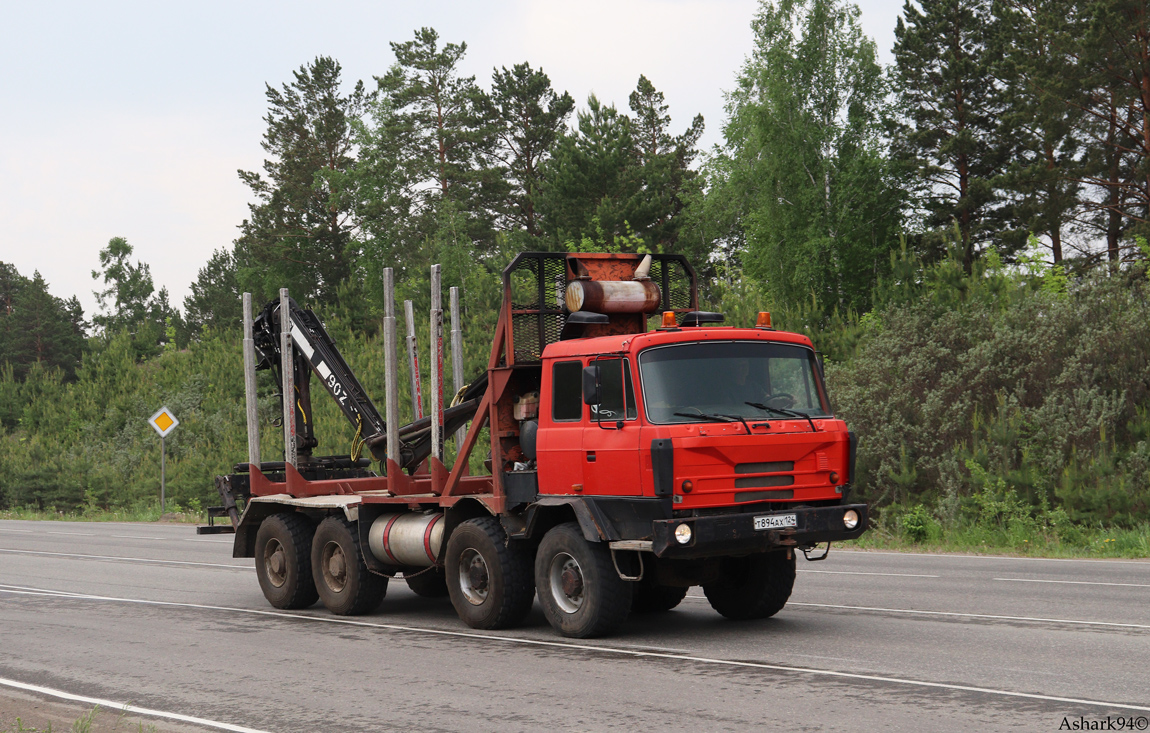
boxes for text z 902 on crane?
[200,252,867,638]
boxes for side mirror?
[582,364,601,405]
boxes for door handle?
[586,451,596,463]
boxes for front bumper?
[651,503,868,559]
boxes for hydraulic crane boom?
[249,296,487,472]
[252,297,390,462]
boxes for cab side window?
[552,360,583,421]
[592,358,637,421]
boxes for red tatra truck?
[202,252,867,638]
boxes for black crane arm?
[249,297,489,472]
[252,298,390,462]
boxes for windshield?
[638,341,832,424]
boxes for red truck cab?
[534,322,862,561]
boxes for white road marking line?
[1,584,1147,713]
[798,570,939,578]
[994,577,1150,589]
[0,548,251,570]
[835,549,1150,565]
[681,597,1148,631]
[0,526,230,543]
[0,676,271,733]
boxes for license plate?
[754,514,797,531]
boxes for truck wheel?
[631,575,688,613]
[404,568,448,598]
[445,517,534,629]
[255,513,319,610]
[535,522,632,638]
[311,515,387,616]
[702,551,795,620]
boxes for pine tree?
[0,265,84,380]
[1072,0,1150,259]
[993,0,1084,263]
[538,78,704,252]
[362,28,498,263]
[12,272,84,378]
[893,0,1007,270]
[234,56,367,305]
[184,249,241,333]
[628,76,705,251]
[90,237,175,355]
[485,63,575,237]
[537,95,640,248]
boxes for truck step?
[196,525,236,535]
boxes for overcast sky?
[0,0,903,318]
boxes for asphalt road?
[0,519,1147,732]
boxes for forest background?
[3,0,1150,554]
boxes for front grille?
[734,475,795,489]
[735,489,794,502]
[735,461,794,474]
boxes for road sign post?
[148,407,179,514]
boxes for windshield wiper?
[746,402,817,433]
[673,412,752,434]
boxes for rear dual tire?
[445,517,535,629]
[254,513,319,610]
[311,516,388,615]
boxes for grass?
[0,503,203,525]
[854,513,1150,559]
[4,706,157,733]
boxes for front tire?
[445,517,535,629]
[702,551,795,620]
[311,515,387,615]
[535,523,632,638]
[254,513,319,610]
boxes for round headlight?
[843,510,859,530]
[674,523,693,545]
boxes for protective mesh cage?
[508,254,568,363]
[645,257,697,329]
[505,253,697,364]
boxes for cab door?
[535,359,586,495]
[582,358,642,496]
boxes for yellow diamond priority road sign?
[148,406,179,438]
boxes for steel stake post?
[279,288,296,468]
[383,269,400,470]
[450,286,465,447]
[404,300,424,420]
[430,265,444,462]
[242,293,260,468]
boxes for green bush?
[896,504,939,543]
[828,259,1150,529]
